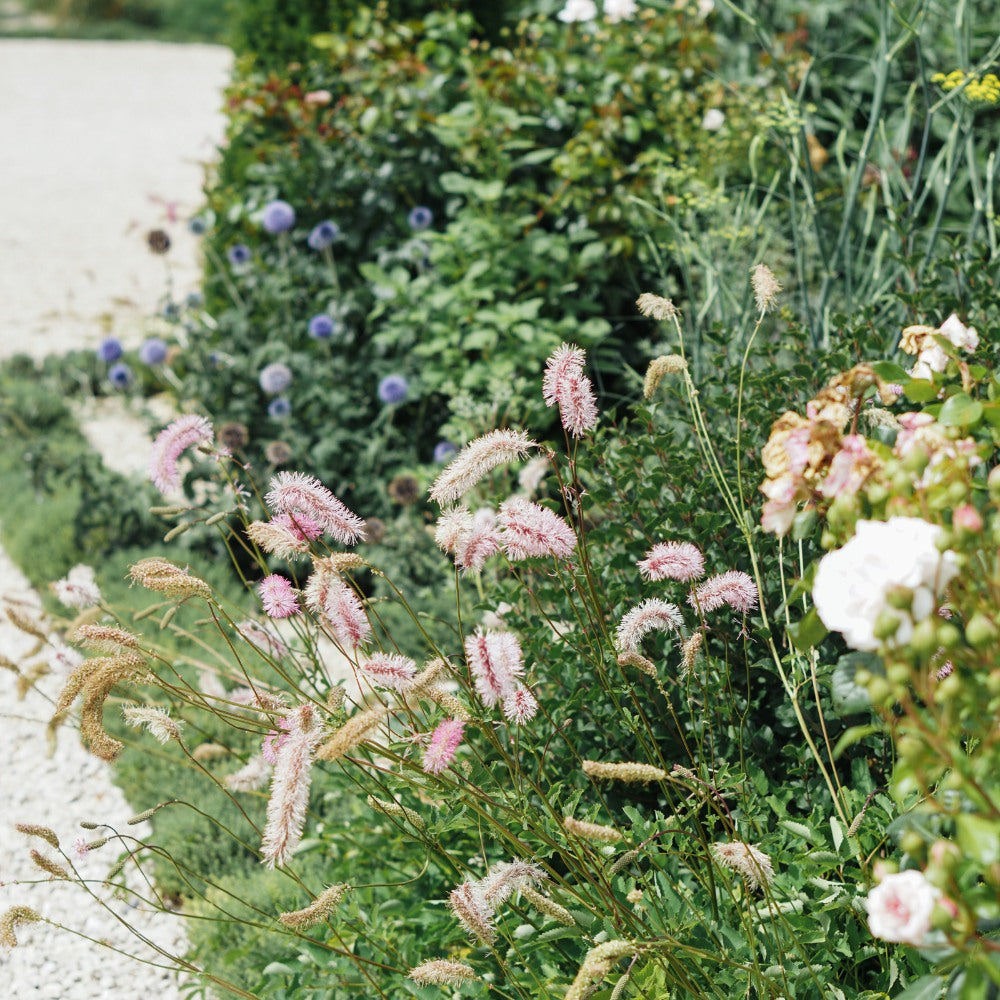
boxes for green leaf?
[788,607,828,650]
[893,974,945,1000]
[903,380,940,403]
[262,963,297,976]
[938,393,982,427]
[831,652,879,714]
[955,814,1000,865]
[872,361,909,381]
[780,819,820,844]
[833,723,884,759]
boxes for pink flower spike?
[274,511,323,543]
[690,571,758,614]
[637,541,704,582]
[258,575,300,619]
[498,497,576,560]
[502,685,538,725]
[265,471,366,545]
[423,718,465,775]
[616,598,684,652]
[429,429,537,505]
[464,627,524,707]
[262,716,294,764]
[149,414,214,494]
[542,343,598,438]
[360,652,417,692]
[305,573,372,649]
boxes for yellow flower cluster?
[931,69,1000,106]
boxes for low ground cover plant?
[5,274,997,997]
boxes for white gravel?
[0,38,232,999]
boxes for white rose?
[812,518,958,651]
[604,0,637,21]
[558,0,598,22]
[939,313,979,352]
[866,870,939,945]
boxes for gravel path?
[0,38,231,998]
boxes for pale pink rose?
[866,870,939,945]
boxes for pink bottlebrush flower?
[498,497,576,560]
[238,619,289,659]
[429,429,537,505]
[464,627,524,707]
[265,471,366,545]
[261,705,322,868]
[360,652,417,692]
[542,343,598,438]
[306,573,371,650]
[637,541,704,582]
[615,598,684,652]
[434,506,501,573]
[690,571,758,614]
[149,414,214,494]
[448,880,496,944]
[424,718,465,775]
[258,574,300,619]
[479,860,546,909]
[262,715,294,764]
[502,684,538,725]
[274,511,324,543]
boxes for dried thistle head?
[710,840,775,891]
[582,760,668,783]
[0,906,42,948]
[643,354,687,399]
[128,558,212,600]
[563,816,622,843]
[750,263,781,314]
[30,850,70,881]
[316,705,390,762]
[5,605,47,641]
[566,940,638,1000]
[278,883,350,929]
[408,960,479,987]
[71,623,143,652]
[15,824,60,849]
[617,650,657,679]
[519,884,575,926]
[636,292,679,322]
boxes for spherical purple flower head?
[307,220,340,250]
[433,440,458,463]
[138,338,168,365]
[259,362,293,395]
[378,374,409,405]
[97,337,123,363]
[308,313,337,340]
[261,200,296,235]
[108,362,133,390]
[268,396,292,419]
[227,243,251,266]
[407,206,433,231]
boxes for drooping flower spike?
[542,343,598,438]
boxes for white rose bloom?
[701,108,726,131]
[812,518,959,651]
[866,870,939,946]
[939,313,979,352]
[604,0,638,21]
[558,0,598,22]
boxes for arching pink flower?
[616,598,684,652]
[265,471,366,545]
[258,575,300,618]
[690,571,758,614]
[502,685,538,724]
[360,652,417,692]
[429,430,537,505]
[262,715,294,764]
[304,571,371,649]
[498,497,576,560]
[542,343,598,438]
[274,511,323,543]
[464,627,524,707]
[424,718,465,775]
[149,414,213,494]
[434,506,501,573]
[637,541,704,582]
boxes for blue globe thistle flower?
[108,362,133,389]
[262,200,296,234]
[138,338,168,365]
[259,362,293,395]
[407,206,433,231]
[377,374,409,405]
[308,313,337,339]
[162,301,181,320]
[433,440,458,464]
[308,220,340,250]
[185,291,203,309]
[97,337,123,363]
[227,243,251,266]
[188,216,207,235]
[268,397,292,419]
